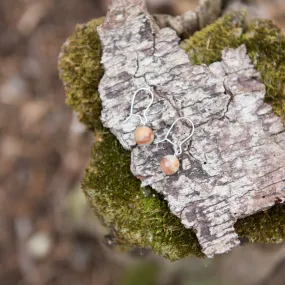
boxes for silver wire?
[124,87,154,125]
[155,117,195,156]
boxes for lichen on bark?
[58,12,285,260]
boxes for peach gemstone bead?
[160,155,180,175]
[134,126,154,145]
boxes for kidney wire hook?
[155,117,195,156]
[124,87,154,125]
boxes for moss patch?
[83,130,201,260]
[58,18,104,130]
[243,20,285,122]
[181,12,246,65]
[235,204,285,244]
[59,13,285,260]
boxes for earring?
[156,117,195,175]
[124,88,155,145]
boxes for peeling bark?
[97,0,285,257]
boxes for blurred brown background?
[1,1,285,285]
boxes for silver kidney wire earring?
[155,117,195,175]
[124,87,155,145]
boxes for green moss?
[235,205,285,243]
[59,13,285,260]
[58,18,104,130]
[83,130,201,260]
[243,19,285,122]
[181,12,246,65]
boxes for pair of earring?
[124,88,195,176]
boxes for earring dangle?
[124,88,155,145]
[156,117,195,175]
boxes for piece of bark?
[97,0,285,257]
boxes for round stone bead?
[134,126,154,145]
[160,155,180,175]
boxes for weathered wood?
[97,0,285,257]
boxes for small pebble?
[27,232,52,260]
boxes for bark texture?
[97,0,285,257]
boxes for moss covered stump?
[58,12,285,260]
